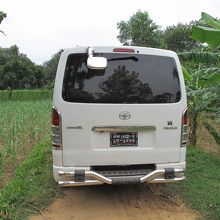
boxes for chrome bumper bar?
[58,168,185,187]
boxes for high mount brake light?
[51,107,61,149]
[113,48,135,53]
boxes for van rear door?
[55,47,187,167]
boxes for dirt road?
[30,184,197,220]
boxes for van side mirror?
[87,56,107,70]
[87,47,107,70]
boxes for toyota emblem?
[119,111,131,120]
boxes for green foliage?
[0,89,52,101]
[181,65,192,81]
[179,50,220,145]
[184,12,220,146]
[116,11,203,51]
[0,11,6,35]
[0,11,6,24]
[178,51,219,65]
[0,138,61,220]
[164,22,200,52]
[42,50,62,88]
[0,45,44,90]
[168,146,220,220]
[117,10,164,48]
[191,12,220,47]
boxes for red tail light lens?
[52,108,60,126]
[181,108,188,147]
[51,107,61,149]
[182,108,188,125]
[113,48,135,53]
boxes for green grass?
[168,146,220,220]
[0,90,52,101]
[0,137,61,220]
[0,100,51,188]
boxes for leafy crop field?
[0,100,51,188]
[0,90,52,101]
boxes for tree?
[0,45,44,96]
[117,11,164,48]
[164,22,200,52]
[42,50,62,88]
[0,11,6,35]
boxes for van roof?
[61,46,177,58]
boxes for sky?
[1,0,220,64]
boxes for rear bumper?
[53,165,185,187]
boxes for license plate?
[110,132,138,147]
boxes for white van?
[52,46,188,186]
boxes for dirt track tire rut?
[30,184,197,220]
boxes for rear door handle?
[92,126,156,132]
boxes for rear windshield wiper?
[107,56,139,62]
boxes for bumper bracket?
[75,170,85,182]
[165,168,175,179]
[58,168,185,187]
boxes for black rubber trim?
[75,170,85,182]
[112,177,140,185]
[165,168,175,179]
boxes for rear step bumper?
[58,168,185,187]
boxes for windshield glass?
[62,53,181,103]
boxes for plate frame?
[110,132,138,147]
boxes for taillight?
[181,108,188,147]
[52,108,60,126]
[182,108,188,125]
[113,48,135,53]
[51,107,62,149]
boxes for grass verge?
[0,137,61,220]
[167,146,220,220]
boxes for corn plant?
[0,90,52,101]
[0,99,51,188]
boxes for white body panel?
[52,46,187,185]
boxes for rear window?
[62,53,181,103]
